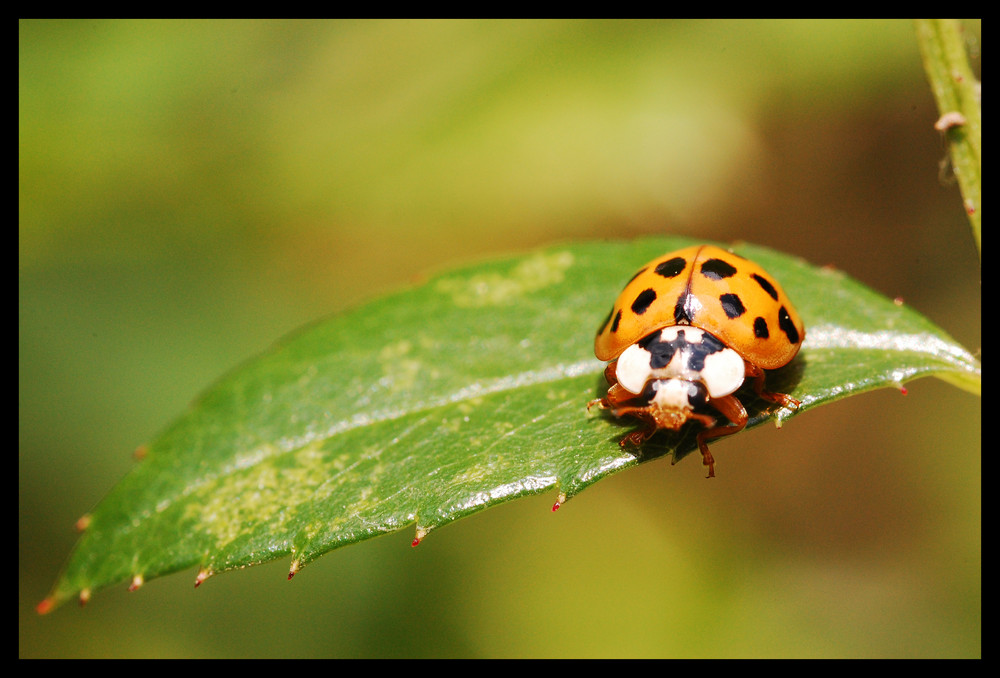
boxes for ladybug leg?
[608,402,715,451]
[587,361,633,412]
[745,363,801,410]
[615,412,659,448]
[587,385,660,445]
[589,378,718,451]
[602,360,618,385]
[695,394,748,478]
[588,382,636,411]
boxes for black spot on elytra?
[654,256,687,278]
[610,309,622,333]
[700,258,738,281]
[752,273,779,301]
[597,308,614,337]
[778,306,800,344]
[753,316,769,339]
[631,288,657,315]
[719,293,746,319]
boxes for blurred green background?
[20,19,980,658]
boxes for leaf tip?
[36,596,56,615]
[132,444,149,461]
[128,575,144,592]
[287,560,300,581]
[193,569,213,588]
[411,526,428,547]
[74,513,91,532]
[78,588,91,607]
[551,492,567,512]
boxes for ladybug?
[589,244,805,477]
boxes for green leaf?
[39,237,981,613]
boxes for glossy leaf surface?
[40,237,981,612]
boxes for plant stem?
[914,19,981,257]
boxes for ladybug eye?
[684,381,709,407]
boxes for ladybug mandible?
[589,244,805,477]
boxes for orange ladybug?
[589,245,804,477]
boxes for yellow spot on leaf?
[435,251,574,307]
